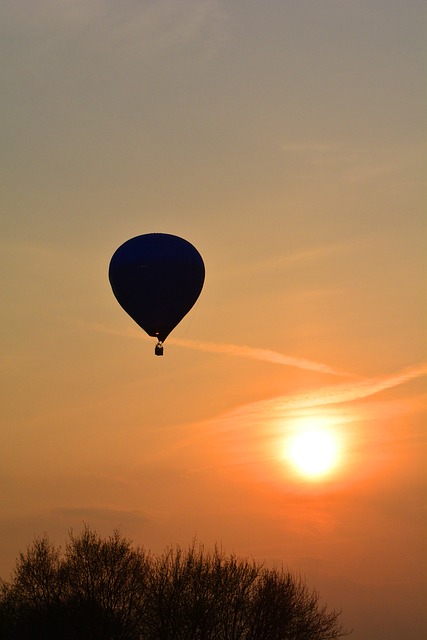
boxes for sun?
[285,419,340,479]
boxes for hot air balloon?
[109,233,205,355]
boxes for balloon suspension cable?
[155,340,164,356]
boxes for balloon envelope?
[109,233,205,344]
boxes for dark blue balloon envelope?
[109,233,205,355]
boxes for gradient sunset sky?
[1,1,426,638]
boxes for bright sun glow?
[285,420,340,479]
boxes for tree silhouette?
[0,526,349,639]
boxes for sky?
[1,0,426,637]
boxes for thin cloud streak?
[169,337,353,377]
[221,363,427,424]
[89,323,352,377]
[216,240,359,280]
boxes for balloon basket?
[155,342,164,356]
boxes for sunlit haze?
[1,2,425,639]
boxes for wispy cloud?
[169,337,352,377]
[212,239,362,283]
[220,363,427,425]
[2,0,227,58]
[280,139,420,186]
[88,322,352,377]
[88,322,427,401]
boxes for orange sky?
[1,2,426,638]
